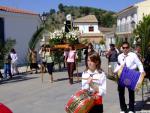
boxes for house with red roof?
[0,6,42,65]
[73,15,104,43]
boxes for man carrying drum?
[115,42,145,113]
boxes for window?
[89,26,94,32]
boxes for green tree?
[58,3,64,12]
[0,38,16,68]
[28,27,45,49]
[133,15,150,57]
[49,9,56,15]
[115,34,122,48]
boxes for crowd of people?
[0,48,19,80]
[0,42,150,113]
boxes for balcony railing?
[116,23,134,33]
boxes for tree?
[58,3,64,12]
[0,38,16,68]
[49,9,56,15]
[133,15,150,57]
[28,27,45,49]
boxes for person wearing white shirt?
[116,42,145,113]
[10,48,19,75]
[82,52,106,113]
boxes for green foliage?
[129,36,135,48]
[115,34,122,48]
[53,50,64,70]
[28,27,45,49]
[46,4,116,32]
[133,14,150,57]
[49,9,56,15]
[49,37,62,47]
[2,38,16,55]
[81,39,88,45]
[66,36,78,44]
[0,38,16,68]
[99,39,105,45]
[77,50,82,62]
[58,3,64,12]
[100,13,117,27]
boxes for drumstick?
[72,76,99,80]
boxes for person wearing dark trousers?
[45,48,54,83]
[66,45,76,85]
[115,42,145,113]
[82,52,106,113]
[3,54,12,79]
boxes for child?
[10,48,19,75]
[45,48,54,83]
[82,52,106,113]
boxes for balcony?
[116,23,134,34]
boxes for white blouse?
[81,69,106,96]
[10,53,18,63]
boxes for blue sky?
[0,0,143,14]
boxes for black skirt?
[30,63,39,69]
[88,104,103,113]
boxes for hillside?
[43,3,117,32]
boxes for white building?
[116,0,150,41]
[0,6,42,65]
[100,27,116,50]
[73,15,103,43]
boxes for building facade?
[116,0,150,41]
[73,15,103,43]
[0,6,42,65]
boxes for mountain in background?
[43,3,117,32]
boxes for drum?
[117,65,145,91]
[0,103,13,113]
[65,89,95,113]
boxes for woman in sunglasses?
[116,42,145,113]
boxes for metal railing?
[116,24,134,33]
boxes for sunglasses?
[122,46,129,49]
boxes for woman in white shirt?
[10,48,19,75]
[82,52,106,113]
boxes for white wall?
[1,12,41,65]
[105,32,115,50]
[118,12,137,25]
[74,22,100,33]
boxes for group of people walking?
[0,41,149,113]
[0,48,19,80]
[63,41,149,113]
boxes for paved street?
[0,57,150,113]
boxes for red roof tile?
[0,6,38,15]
